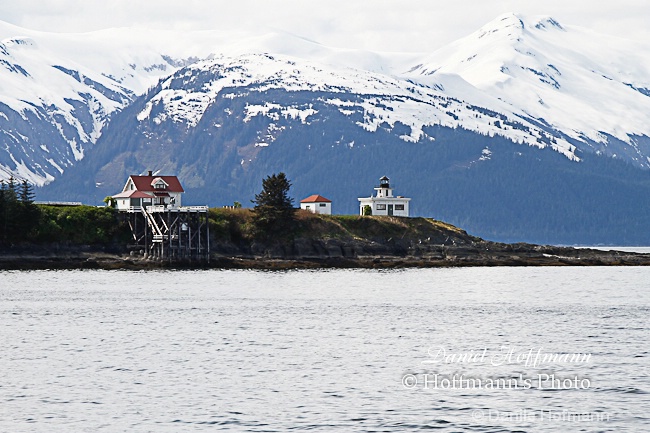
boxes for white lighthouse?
[358,176,411,216]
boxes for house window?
[376,204,386,210]
[395,204,405,211]
[319,203,327,207]
[155,182,166,190]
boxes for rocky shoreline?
[1,240,649,271]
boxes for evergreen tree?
[252,172,296,236]
[0,179,18,244]
[0,181,6,244]
[5,176,17,202]
[19,180,35,205]
[18,180,39,240]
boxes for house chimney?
[148,170,153,176]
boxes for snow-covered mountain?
[0,35,124,183]
[405,13,650,166]
[120,13,650,175]
[4,13,650,186]
[134,51,576,155]
[0,21,229,184]
[0,20,416,185]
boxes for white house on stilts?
[358,176,411,217]
[110,170,209,261]
[112,170,184,211]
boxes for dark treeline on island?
[1,177,39,245]
[1,177,127,248]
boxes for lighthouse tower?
[375,176,393,198]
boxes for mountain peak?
[533,16,565,31]
[477,13,567,39]
[476,13,525,39]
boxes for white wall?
[359,199,409,216]
[301,202,332,215]
[115,193,181,210]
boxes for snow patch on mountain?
[244,103,318,124]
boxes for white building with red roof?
[112,170,185,211]
[300,194,332,215]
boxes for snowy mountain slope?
[0,21,420,185]
[0,23,184,184]
[0,21,233,185]
[405,13,650,166]
[0,21,214,95]
[135,52,577,160]
[0,34,134,183]
[216,30,419,76]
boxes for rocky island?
[1,206,649,270]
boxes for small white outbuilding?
[300,194,332,215]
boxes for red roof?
[300,194,331,203]
[127,175,184,193]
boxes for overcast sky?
[1,0,648,52]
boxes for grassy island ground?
[2,204,472,246]
[0,205,648,269]
[209,207,475,247]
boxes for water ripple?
[0,268,648,431]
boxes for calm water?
[0,268,648,432]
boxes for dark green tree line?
[0,177,39,245]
